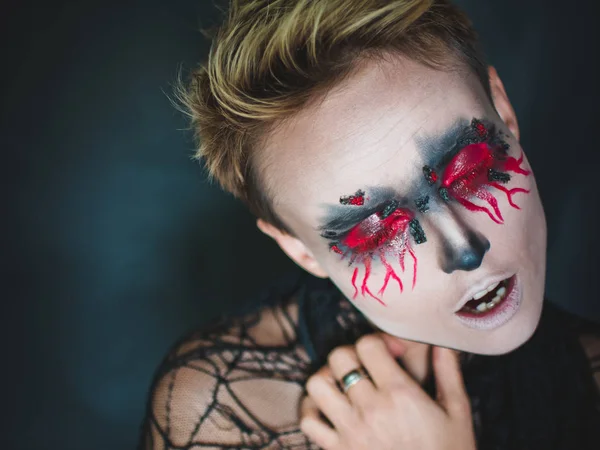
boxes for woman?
[138,0,600,448]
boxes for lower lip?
[454,275,522,331]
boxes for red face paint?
[326,119,526,306]
[330,244,343,255]
[340,190,365,206]
[331,207,419,305]
[475,121,488,138]
[440,141,530,223]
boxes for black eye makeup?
[318,191,424,305]
[424,118,530,224]
[317,117,531,305]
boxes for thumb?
[433,346,471,417]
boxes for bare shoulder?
[139,298,316,450]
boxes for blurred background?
[3,0,599,448]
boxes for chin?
[466,286,545,356]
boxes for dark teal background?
[4,1,599,449]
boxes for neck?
[363,321,433,385]
[393,336,433,385]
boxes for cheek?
[504,174,546,253]
[465,172,543,264]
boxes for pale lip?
[452,272,516,313]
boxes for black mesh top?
[138,273,600,449]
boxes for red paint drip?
[489,183,530,209]
[440,143,530,223]
[408,244,418,289]
[502,152,531,176]
[474,185,503,222]
[361,258,385,305]
[333,208,420,305]
[351,267,359,299]
[378,252,403,295]
[331,244,343,255]
[456,196,503,224]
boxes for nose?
[425,209,491,273]
[440,229,490,273]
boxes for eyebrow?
[317,116,498,235]
[416,117,496,167]
[318,187,401,234]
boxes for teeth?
[488,295,501,306]
[486,281,500,293]
[473,289,488,300]
[460,278,511,315]
[472,280,501,300]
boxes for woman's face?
[258,55,546,355]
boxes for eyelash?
[331,206,411,255]
[325,120,501,261]
[326,205,424,305]
[323,119,530,305]
[428,119,530,224]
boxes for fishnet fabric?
[139,294,322,449]
[138,278,600,450]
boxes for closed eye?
[336,207,413,255]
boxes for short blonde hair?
[177,0,489,233]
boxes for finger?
[355,334,420,390]
[299,395,339,449]
[379,333,407,358]
[328,344,377,406]
[305,365,353,429]
[432,346,471,417]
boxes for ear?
[256,219,329,278]
[488,66,520,141]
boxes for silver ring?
[340,367,370,393]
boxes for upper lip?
[453,272,515,312]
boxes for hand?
[299,334,477,450]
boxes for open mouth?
[458,275,513,314]
[454,274,522,330]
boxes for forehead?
[259,56,490,226]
